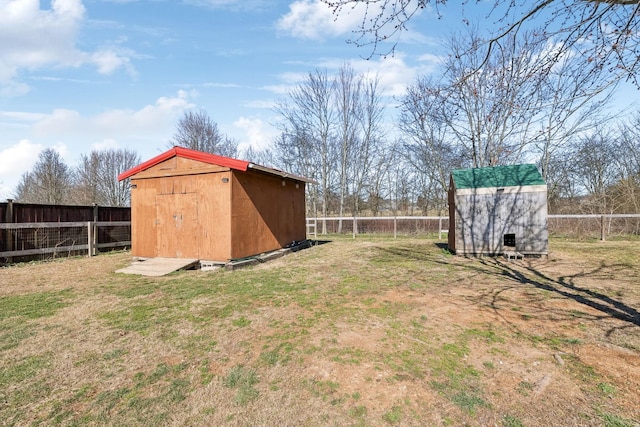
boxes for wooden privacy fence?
[1,201,131,264]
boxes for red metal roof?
[117,146,250,181]
[117,146,315,183]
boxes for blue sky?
[0,0,636,200]
[0,0,455,199]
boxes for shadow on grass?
[482,258,640,329]
[434,242,451,251]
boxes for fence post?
[438,217,443,240]
[352,216,357,239]
[93,204,99,255]
[5,199,14,263]
[600,215,606,241]
[393,216,397,239]
[87,221,95,256]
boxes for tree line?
[261,31,640,219]
[12,13,640,215]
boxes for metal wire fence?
[308,214,640,240]
[0,221,131,264]
[2,214,638,264]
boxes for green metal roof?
[451,164,545,189]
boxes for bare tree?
[366,146,394,216]
[335,65,361,232]
[273,66,388,225]
[73,148,140,207]
[240,145,276,167]
[608,113,640,212]
[399,31,545,171]
[444,31,550,167]
[100,149,141,207]
[531,42,616,183]
[323,0,640,86]
[571,129,619,213]
[170,109,238,157]
[351,73,386,217]
[274,69,337,232]
[398,75,466,212]
[14,148,71,204]
[73,151,101,205]
[272,130,322,218]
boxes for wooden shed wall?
[230,170,306,259]
[452,187,548,255]
[129,157,232,260]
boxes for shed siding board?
[130,179,158,258]
[196,172,232,261]
[230,170,305,259]
[131,171,233,260]
[278,180,306,246]
[156,192,199,258]
[133,157,229,180]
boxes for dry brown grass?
[0,236,639,426]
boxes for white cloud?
[0,139,44,198]
[33,91,194,137]
[277,0,363,40]
[268,53,440,99]
[347,54,434,97]
[91,48,134,75]
[233,116,277,151]
[91,138,119,151]
[0,92,194,197]
[0,0,135,91]
[183,0,267,11]
[263,71,307,95]
[0,81,30,97]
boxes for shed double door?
[156,193,199,258]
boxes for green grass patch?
[429,338,489,414]
[232,315,251,327]
[0,354,50,388]
[223,365,260,405]
[464,326,504,344]
[0,320,36,351]
[502,414,524,427]
[329,346,368,365]
[304,378,340,401]
[260,342,294,366]
[98,302,173,335]
[0,289,73,320]
[597,410,637,427]
[2,237,639,425]
[381,405,403,424]
[0,354,53,423]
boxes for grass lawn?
[0,235,639,426]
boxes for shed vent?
[504,233,516,247]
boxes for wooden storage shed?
[448,164,548,256]
[118,147,314,262]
